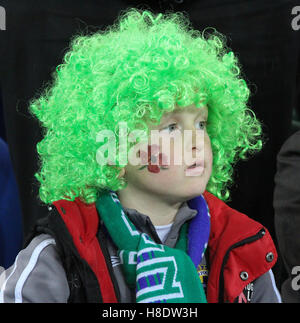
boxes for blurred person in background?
[274,130,300,303]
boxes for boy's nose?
[184,128,204,152]
[183,129,204,165]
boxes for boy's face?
[121,104,213,203]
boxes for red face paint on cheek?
[138,145,169,173]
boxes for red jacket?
[203,191,277,302]
[52,191,277,303]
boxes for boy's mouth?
[187,160,204,169]
[185,160,205,176]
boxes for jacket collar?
[122,202,197,247]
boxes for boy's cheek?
[144,167,182,185]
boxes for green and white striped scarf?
[95,191,207,303]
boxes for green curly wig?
[29,8,262,205]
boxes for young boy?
[0,8,280,303]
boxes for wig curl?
[29,8,262,204]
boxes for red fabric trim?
[53,198,117,303]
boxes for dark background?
[0,0,299,287]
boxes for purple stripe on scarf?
[142,252,150,261]
[156,272,161,284]
[153,299,167,303]
[148,274,156,287]
[138,276,148,289]
[187,195,210,268]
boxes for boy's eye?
[196,121,207,130]
[161,123,179,133]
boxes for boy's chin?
[174,186,207,202]
[186,191,206,201]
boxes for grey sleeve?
[0,233,70,303]
[251,269,282,303]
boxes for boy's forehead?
[161,104,208,120]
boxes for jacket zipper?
[218,228,266,303]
